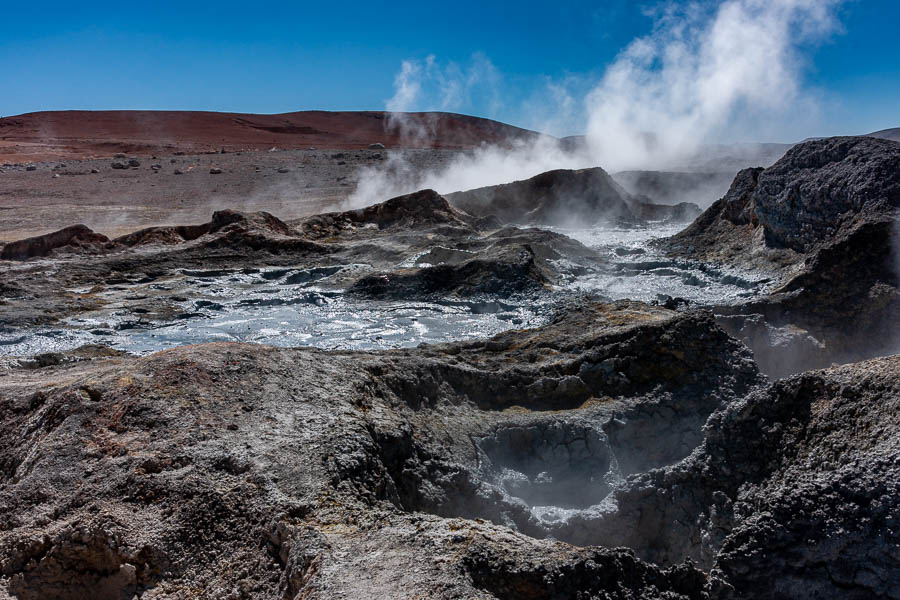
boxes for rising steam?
[585,0,842,171]
[348,0,843,209]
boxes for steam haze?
[349,0,845,208]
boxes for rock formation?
[2,300,895,598]
[659,136,900,376]
[447,167,700,228]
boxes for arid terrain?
[0,111,898,599]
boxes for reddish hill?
[0,110,545,164]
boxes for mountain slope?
[0,110,546,163]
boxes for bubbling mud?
[0,223,770,359]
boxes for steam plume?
[349,0,844,208]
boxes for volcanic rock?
[447,167,701,228]
[658,136,900,376]
[0,224,110,260]
[300,189,475,236]
[447,167,638,227]
[573,355,900,598]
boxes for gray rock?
[658,136,900,375]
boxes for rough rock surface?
[0,190,604,327]
[2,300,895,598]
[658,137,900,376]
[584,355,900,599]
[0,225,110,260]
[0,301,768,599]
[447,167,700,228]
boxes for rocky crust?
[658,137,900,377]
[0,191,605,327]
[587,355,900,599]
[0,301,764,599]
[2,300,895,598]
[447,167,700,228]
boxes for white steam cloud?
[586,0,841,171]
[349,0,843,208]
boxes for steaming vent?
[477,421,623,524]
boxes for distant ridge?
[0,110,546,163]
[866,127,900,143]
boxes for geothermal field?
[0,107,897,600]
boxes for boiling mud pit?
[0,223,769,358]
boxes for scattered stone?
[25,165,36,171]
[110,161,126,169]
[209,167,222,174]
[368,142,385,149]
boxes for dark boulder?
[299,189,478,239]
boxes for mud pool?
[0,223,771,358]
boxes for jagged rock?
[577,355,900,599]
[300,189,477,237]
[659,137,900,374]
[0,225,110,260]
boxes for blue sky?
[1,0,898,140]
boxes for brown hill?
[0,110,545,164]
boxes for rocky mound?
[298,189,477,239]
[658,136,900,376]
[575,355,900,598]
[0,194,604,328]
[0,302,767,598]
[0,225,110,260]
[661,136,900,272]
[447,167,700,228]
[347,225,600,300]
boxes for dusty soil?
[0,148,467,241]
